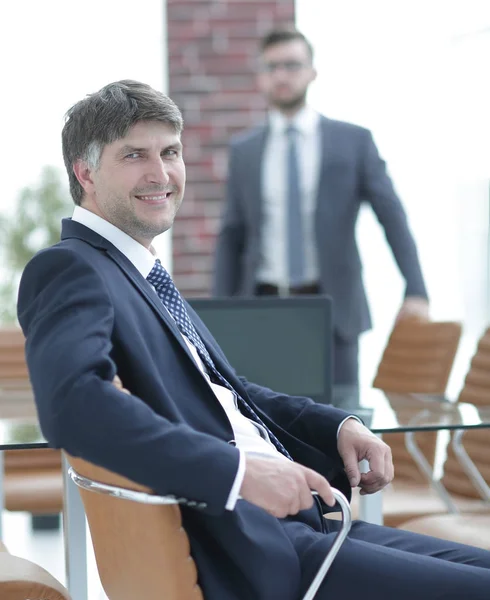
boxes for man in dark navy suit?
[17,80,490,599]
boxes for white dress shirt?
[71,206,288,510]
[258,105,322,288]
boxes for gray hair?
[62,80,184,205]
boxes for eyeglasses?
[261,60,309,74]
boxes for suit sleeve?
[359,129,428,299]
[212,143,246,296]
[17,246,240,516]
[238,377,353,463]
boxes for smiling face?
[74,120,185,247]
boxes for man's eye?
[126,152,140,159]
[163,149,178,157]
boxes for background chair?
[0,539,70,600]
[398,329,490,548]
[373,319,462,484]
[350,320,463,526]
[0,327,63,526]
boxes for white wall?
[297,0,490,390]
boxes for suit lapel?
[61,219,198,366]
[314,116,334,213]
[107,247,203,366]
[246,126,268,222]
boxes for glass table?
[332,385,490,434]
[332,385,490,525]
[1,390,490,600]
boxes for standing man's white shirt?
[258,105,322,288]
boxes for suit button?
[228,439,236,446]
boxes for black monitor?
[188,296,332,404]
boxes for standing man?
[213,28,429,385]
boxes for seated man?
[17,80,490,600]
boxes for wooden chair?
[0,540,70,600]
[373,319,462,485]
[441,328,490,499]
[398,329,490,548]
[350,320,463,527]
[66,454,352,600]
[0,327,63,517]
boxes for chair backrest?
[0,327,37,419]
[0,327,30,383]
[65,455,204,600]
[442,328,490,498]
[373,320,462,484]
[373,320,462,394]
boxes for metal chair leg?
[452,429,490,502]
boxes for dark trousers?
[255,283,359,386]
[283,518,490,599]
[333,334,358,386]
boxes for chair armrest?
[68,466,208,510]
[302,489,351,600]
[0,552,71,600]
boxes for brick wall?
[167,0,296,296]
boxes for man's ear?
[73,160,95,196]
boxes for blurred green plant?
[0,166,71,323]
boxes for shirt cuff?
[337,415,363,439]
[225,449,246,511]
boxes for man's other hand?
[240,456,335,518]
[112,375,130,394]
[396,297,429,323]
[337,418,394,495]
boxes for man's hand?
[337,418,393,495]
[112,375,130,394]
[396,296,429,323]
[240,456,335,518]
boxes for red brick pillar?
[167,0,296,296]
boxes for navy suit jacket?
[18,219,353,600]
[213,115,428,339]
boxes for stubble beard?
[271,90,308,113]
[106,193,181,244]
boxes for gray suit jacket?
[213,115,428,339]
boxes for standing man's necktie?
[286,125,306,287]
[147,259,292,460]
